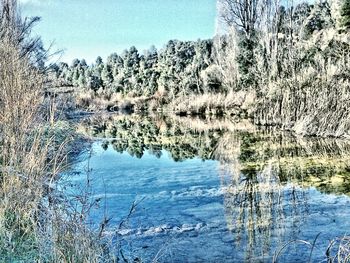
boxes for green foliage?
[302,2,334,37]
[236,36,258,88]
[52,39,214,98]
[85,116,219,161]
[340,0,350,29]
[49,0,350,140]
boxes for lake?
[65,114,350,262]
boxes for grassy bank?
[69,89,255,118]
[0,1,120,261]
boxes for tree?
[85,68,102,90]
[80,58,87,67]
[95,56,103,66]
[49,63,60,78]
[50,39,216,96]
[213,33,240,91]
[340,0,350,28]
[101,64,113,87]
[106,52,118,65]
[78,73,86,87]
[71,58,80,68]
[218,0,264,39]
[302,2,334,38]
[218,0,268,89]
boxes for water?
[66,114,350,262]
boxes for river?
[64,114,350,262]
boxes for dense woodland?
[50,0,350,137]
[50,0,350,97]
[50,40,217,96]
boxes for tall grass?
[0,0,118,261]
[215,0,350,138]
[167,91,256,117]
[255,48,350,137]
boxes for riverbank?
[0,1,119,260]
[47,0,350,139]
[49,83,350,140]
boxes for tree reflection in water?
[216,132,308,261]
[215,130,350,260]
[79,114,350,261]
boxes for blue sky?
[20,0,217,64]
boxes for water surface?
[67,114,350,262]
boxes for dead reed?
[0,1,119,261]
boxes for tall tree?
[340,0,350,28]
[218,0,264,39]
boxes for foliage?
[49,0,350,139]
[51,40,215,98]
[340,0,350,28]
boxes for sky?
[20,0,217,64]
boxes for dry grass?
[272,235,350,262]
[0,1,119,261]
[76,88,149,113]
[326,236,350,262]
[253,25,350,137]
[76,88,122,111]
[167,90,256,117]
[255,51,350,137]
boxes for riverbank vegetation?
[49,0,350,138]
[0,0,121,261]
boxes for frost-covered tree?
[340,0,350,28]
[101,64,113,87]
[95,56,103,66]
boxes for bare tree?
[218,0,265,38]
[213,30,240,91]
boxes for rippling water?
[66,114,350,262]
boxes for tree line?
[50,39,223,97]
[50,0,349,98]
[50,0,350,136]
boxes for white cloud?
[18,0,49,6]
[18,0,37,4]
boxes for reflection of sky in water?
[66,116,350,262]
[66,117,350,262]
